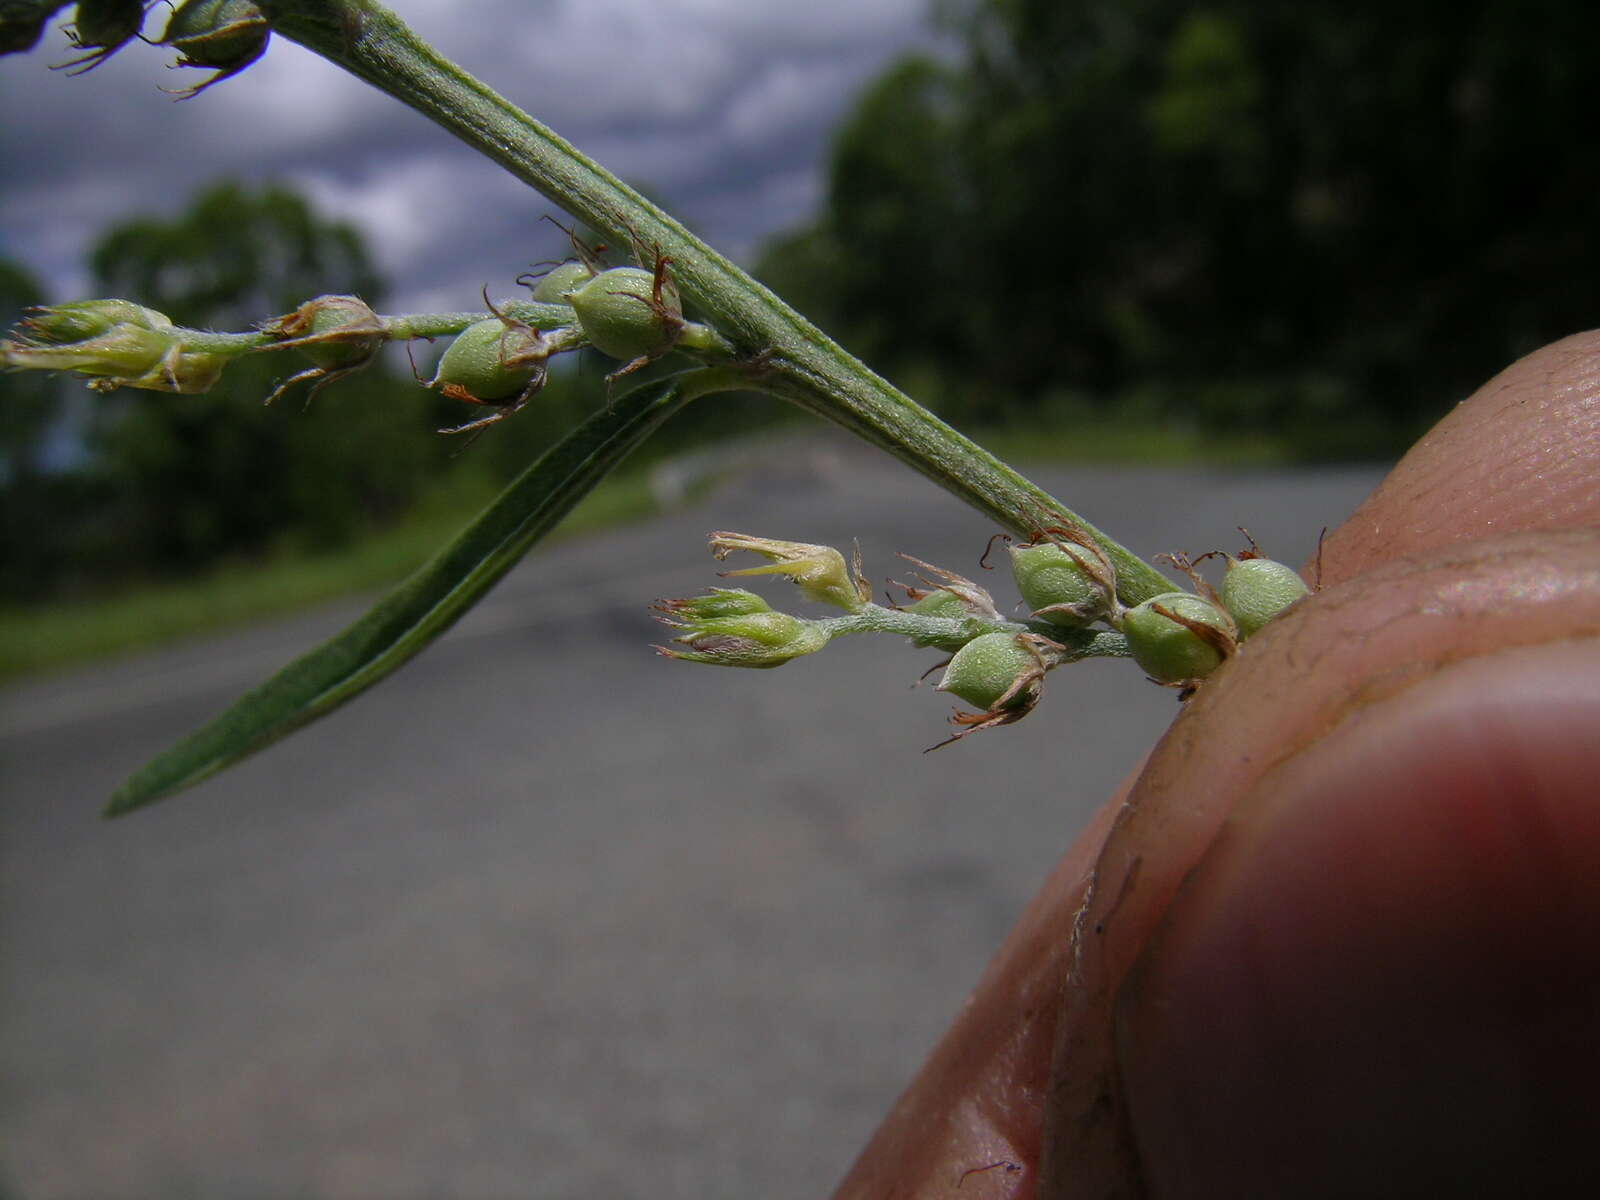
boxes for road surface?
[0,434,1386,1199]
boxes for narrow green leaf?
[105,374,704,816]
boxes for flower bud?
[0,300,227,392]
[431,316,547,403]
[1220,556,1311,639]
[160,0,269,96]
[656,609,829,669]
[1119,592,1235,684]
[652,588,771,622]
[1009,540,1113,628]
[709,532,869,612]
[529,260,592,304]
[567,266,683,362]
[15,298,169,343]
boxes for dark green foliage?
[90,180,380,330]
[763,0,1600,452]
[1,183,457,600]
[0,258,54,475]
[85,183,446,574]
[0,257,74,598]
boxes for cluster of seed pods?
[654,525,1314,747]
[933,528,1312,740]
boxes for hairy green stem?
[386,300,579,340]
[110,302,730,358]
[255,0,1172,605]
[819,604,1133,658]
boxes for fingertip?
[1320,328,1600,585]
[1117,641,1600,1197]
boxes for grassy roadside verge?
[0,420,1317,687]
[0,469,655,685]
[978,422,1293,469]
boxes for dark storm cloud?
[0,0,933,313]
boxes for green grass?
[974,420,1294,468]
[0,421,1314,686]
[0,469,656,685]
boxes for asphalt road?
[0,434,1386,1200]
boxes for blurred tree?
[85,181,449,575]
[755,57,980,416]
[766,0,1600,451]
[0,257,55,482]
[90,180,380,329]
[0,256,78,599]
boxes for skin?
[833,330,1600,1198]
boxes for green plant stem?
[818,605,1133,658]
[387,300,578,339]
[151,300,581,353]
[155,303,732,360]
[255,0,1173,605]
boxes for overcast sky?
[0,0,935,316]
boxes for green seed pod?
[1221,557,1311,639]
[530,260,593,303]
[1,2,73,55]
[268,294,382,369]
[163,0,267,62]
[160,0,269,95]
[61,0,145,70]
[659,609,830,669]
[937,631,1038,712]
[433,317,544,402]
[1009,541,1111,628]
[902,587,969,621]
[568,266,682,362]
[259,295,385,405]
[1121,592,1234,684]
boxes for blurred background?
[1,1,1595,1196]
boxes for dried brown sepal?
[1154,550,1224,607]
[892,553,1002,620]
[1149,599,1238,663]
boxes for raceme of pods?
[655,526,1310,746]
[1,244,735,429]
[0,1,1314,807]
